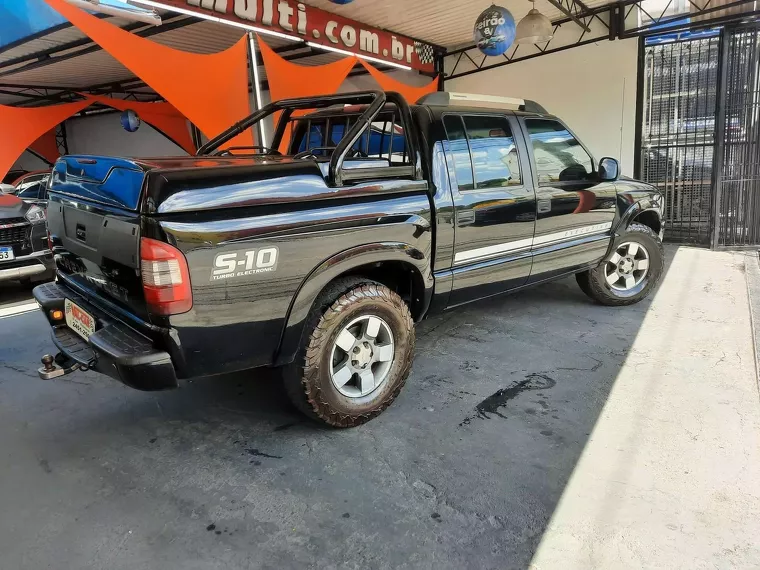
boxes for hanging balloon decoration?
[473,5,516,56]
[120,109,141,132]
[328,0,355,4]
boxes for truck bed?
[45,153,434,381]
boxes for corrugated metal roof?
[147,18,244,52]
[2,49,135,88]
[301,0,617,49]
[0,18,240,89]
[0,91,33,106]
[0,17,134,63]
[0,0,616,105]
[0,17,364,92]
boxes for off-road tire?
[576,222,665,306]
[283,277,415,428]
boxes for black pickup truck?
[33,90,663,427]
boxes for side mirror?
[598,157,620,182]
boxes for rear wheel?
[283,278,414,428]
[576,222,664,306]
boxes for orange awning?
[257,35,356,149]
[359,60,439,106]
[258,35,356,103]
[43,0,251,146]
[84,94,195,155]
[0,99,92,180]
[28,128,60,165]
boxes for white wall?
[446,38,639,176]
[65,112,189,157]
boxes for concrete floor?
[0,246,758,569]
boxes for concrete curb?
[743,250,760,389]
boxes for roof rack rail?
[416,91,547,114]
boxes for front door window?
[525,119,593,186]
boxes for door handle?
[537,199,551,214]
[457,209,475,226]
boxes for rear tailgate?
[47,156,149,320]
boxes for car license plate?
[65,299,96,341]
[0,247,14,261]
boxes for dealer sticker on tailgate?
[65,299,95,341]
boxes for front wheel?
[283,278,415,428]
[576,222,664,306]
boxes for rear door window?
[442,115,474,191]
[463,115,522,189]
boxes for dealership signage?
[160,0,436,72]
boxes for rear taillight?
[140,237,192,316]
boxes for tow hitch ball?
[38,353,82,380]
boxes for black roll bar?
[196,90,422,187]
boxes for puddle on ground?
[460,373,556,426]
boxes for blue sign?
[0,0,157,50]
[120,110,141,133]
[0,0,66,50]
[474,5,516,57]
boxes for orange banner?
[28,129,60,165]
[0,100,92,180]
[359,60,439,106]
[257,35,355,149]
[84,94,195,155]
[43,0,251,146]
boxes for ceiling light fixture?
[127,0,305,42]
[66,0,162,25]
[306,42,412,70]
[515,0,554,44]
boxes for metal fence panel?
[718,28,760,246]
[640,36,720,245]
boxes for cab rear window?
[290,111,408,164]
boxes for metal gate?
[639,26,760,247]
[639,35,720,245]
[715,28,760,247]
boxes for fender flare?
[274,242,433,366]
[607,200,663,257]
[613,199,662,235]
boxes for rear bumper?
[0,250,54,283]
[33,281,178,391]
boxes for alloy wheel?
[329,315,395,398]
[604,241,650,291]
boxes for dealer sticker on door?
[65,299,96,341]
